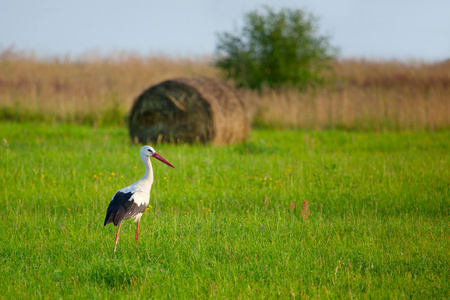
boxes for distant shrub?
[214,7,337,91]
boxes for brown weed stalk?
[301,200,310,220]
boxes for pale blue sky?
[1,0,449,61]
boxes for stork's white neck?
[140,153,154,185]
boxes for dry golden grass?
[0,50,449,130]
[0,51,218,124]
[247,59,450,130]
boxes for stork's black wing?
[104,191,134,226]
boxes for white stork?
[104,145,175,252]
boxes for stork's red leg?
[114,222,122,253]
[135,220,140,244]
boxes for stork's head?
[140,146,175,168]
[141,145,156,157]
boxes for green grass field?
[0,122,449,298]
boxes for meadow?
[1,122,449,298]
[1,51,449,298]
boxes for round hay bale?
[129,77,250,145]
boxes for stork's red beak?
[152,153,175,168]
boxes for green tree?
[214,7,337,90]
